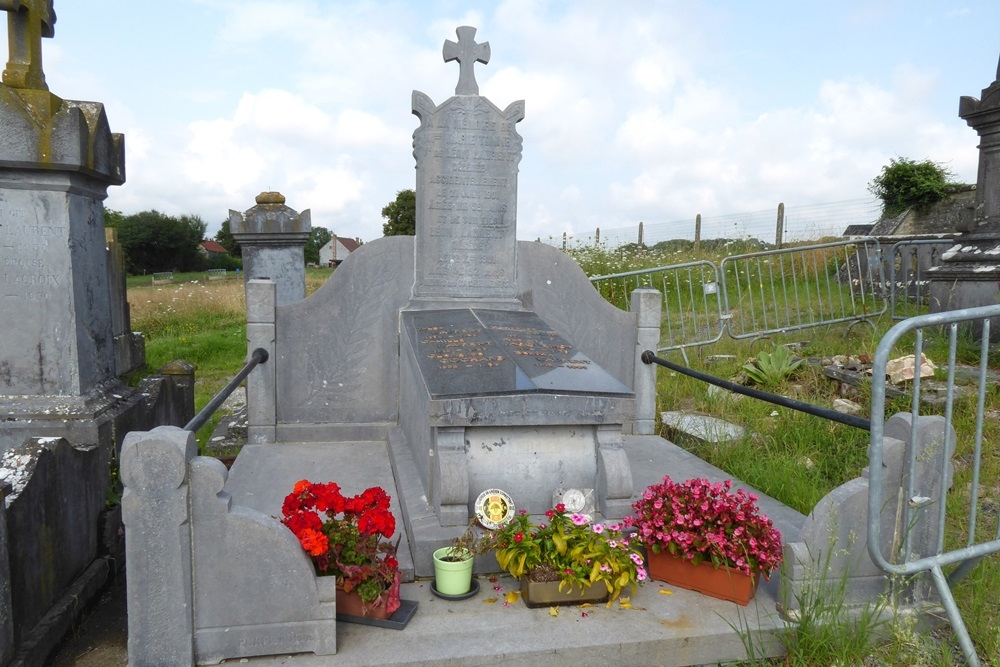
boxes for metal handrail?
[184,347,269,433]
[640,350,871,431]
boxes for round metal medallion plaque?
[474,488,515,530]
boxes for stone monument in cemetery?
[151,23,655,579]
[122,25,658,664]
[928,50,1000,335]
[0,0,142,454]
[0,3,154,665]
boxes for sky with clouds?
[35,1,1000,244]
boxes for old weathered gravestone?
[0,0,142,455]
[928,50,1000,336]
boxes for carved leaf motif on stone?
[303,261,396,411]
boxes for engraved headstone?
[411,26,525,304]
[0,0,139,454]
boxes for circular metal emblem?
[474,488,515,530]
[562,488,586,513]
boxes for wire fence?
[544,197,883,249]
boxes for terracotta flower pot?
[519,576,609,608]
[646,551,759,606]
[336,585,391,620]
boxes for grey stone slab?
[660,411,746,444]
[224,442,415,581]
[220,432,800,667]
[411,90,524,304]
[1,437,103,645]
[0,175,117,396]
[403,309,631,398]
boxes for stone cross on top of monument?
[1,0,55,91]
[443,25,490,96]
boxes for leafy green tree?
[104,208,125,229]
[118,210,208,274]
[868,157,956,218]
[381,189,416,236]
[214,219,242,257]
[304,226,333,265]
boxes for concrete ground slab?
[51,434,804,667]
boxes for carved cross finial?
[442,26,490,96]
[1,0,55,90]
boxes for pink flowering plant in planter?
[625,476,783,579]
[490,504,645,604]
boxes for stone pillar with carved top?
[229,191,311,308]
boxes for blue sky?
[35,1,1000,243]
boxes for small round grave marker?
[474,488,515,530]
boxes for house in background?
[199,240,231,258]
[319,235,361,267]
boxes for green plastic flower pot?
[432,547,473,596]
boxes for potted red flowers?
[626,476,783,605]
[281,479,401,618]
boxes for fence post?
[595,227,600,246]
[638,221,644,247]
[562,231,567,251]
[631,288,661,435]
[694,214,701,251]
[775,202,784,248]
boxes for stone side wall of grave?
[0,439,104,654]
[781,413,955,615]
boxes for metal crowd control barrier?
[590,261,726,353]
[720,238,885,340]
[885,238,952,320]
[868,305,1000,667]
[591,239,887,351]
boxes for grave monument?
[0,3,154,665]
[928,50,1000,335]
[122,25,659,664]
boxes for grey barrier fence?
[589,261,726,352]
[720,237,885,340]
[884,238,953,320]
[590,238,886,352]
[868,305,1000,667]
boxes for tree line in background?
[106,209,333,275]
[106,157,952,276]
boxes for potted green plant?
[626,476,783,605]
[281,479,401,618]
[432,544,475,597]
[490,505,645,607]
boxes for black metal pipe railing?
[641,350,871,431]
[184,347,269,433]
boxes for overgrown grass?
[127,269,335,446]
